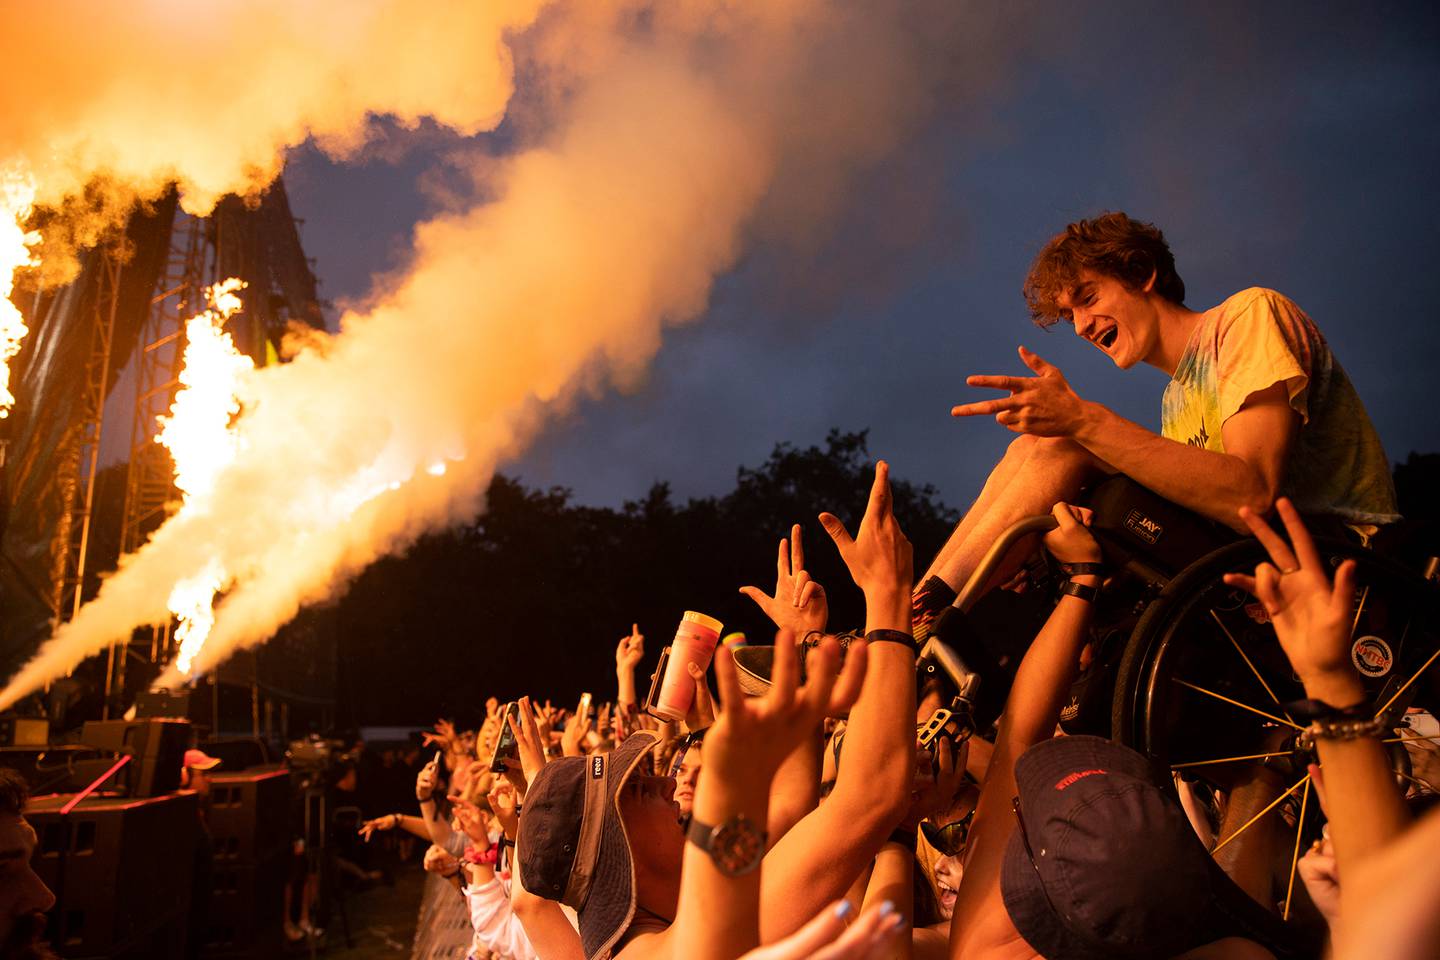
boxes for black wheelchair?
[922,475,1440,927]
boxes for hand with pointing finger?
[819,460,913,631]
[951,346,1090,438]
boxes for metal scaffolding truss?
[109,212,212,698]
[51,241,127,627]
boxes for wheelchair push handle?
[953,514,1059,614]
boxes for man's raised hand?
[740,523,830,639]
[952,346,1089,438]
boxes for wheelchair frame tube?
[952,514,1059,614]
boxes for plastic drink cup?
[652,611,723,722]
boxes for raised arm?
[953,347,1298,529]
[1221,499,1410,873]
[616,624,646,711]
[511,831,586,960]
[659,632,868,960]
[739,523,831,843]
[948,503,1099,959]
[758,461,917,941]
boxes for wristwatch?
[686,814,766,876]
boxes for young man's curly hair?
[1022,212,1186,326]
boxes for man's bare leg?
[922,436,1103,597]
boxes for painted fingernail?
[834,900,854,921]
[879,899,895,918]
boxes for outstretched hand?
[1221,498,1361,704]
[951,346,1088,438]
[509,695,548,790]
[616,624,645,671]
[740,524,830,639]
[561,704,592,757]
[415,751,441,801]
[819,461,912,629]
[706,630,868,781]
[739,898,905,960]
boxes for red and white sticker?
[1351,636,1394,678]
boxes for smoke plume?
[1,0,980,706]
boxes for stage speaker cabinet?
[201,765,292,957]
[0,715,49,746]
[80,718,190,797]
[26,791,199,960]
[207,764,292,865]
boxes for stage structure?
[0,181,337,736]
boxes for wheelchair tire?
[1111,536,1440,772]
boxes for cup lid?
[681,611,723,634]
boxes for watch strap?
[686,815,716,852]
[686,815,765,876]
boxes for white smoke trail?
[1,0,984,706]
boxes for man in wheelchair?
[913,211,1398,636]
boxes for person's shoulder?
[1213,287,1313,337]
[1215,287,1300,317]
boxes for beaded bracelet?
[1287,698,1388,752]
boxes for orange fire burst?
[0,166,39,418]
[156,278,252,676]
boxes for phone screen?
[643,646,672,720]
[490,702,520,773]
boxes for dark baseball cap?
[1000,736,1299,960]
[517,731,662,960]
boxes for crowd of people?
[326,484,1437,960]
[3,212,1438,960]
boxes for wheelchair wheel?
[1111,536,1440,917]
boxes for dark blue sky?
[282,2,1440,514]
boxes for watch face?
[711,817,764,875]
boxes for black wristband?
[887,825,917,849]
[1285,698,1372,724]
[1058,561,1106,577]
[1060,580,1098,603]
[866,628,920,653]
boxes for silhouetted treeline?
[334,430,959,726]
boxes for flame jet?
[0,0,988,707]
[154,279,252,678]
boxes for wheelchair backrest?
[1087,476,1237,581]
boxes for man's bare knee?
[1004,434,1038,460]
[1029,436,1085,459]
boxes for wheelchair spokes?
[1207,608,1294,721]
[1281,777,1313,921]
[1169,677,1302,730]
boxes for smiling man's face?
[0,813,57,960]
[1056,269,1163,370]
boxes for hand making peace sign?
[951,346,1089,438]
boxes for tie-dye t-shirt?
[1161,287,1398,526]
